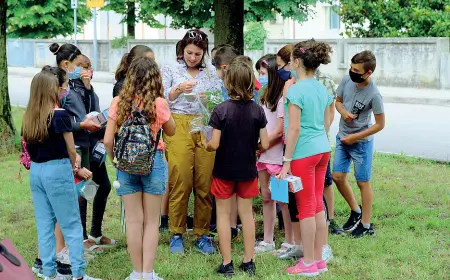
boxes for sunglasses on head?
[188,30,205,41]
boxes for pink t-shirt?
[108,97,171,151]
[258,97,284,165]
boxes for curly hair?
[292,39,332,71]
[116,56,164,129]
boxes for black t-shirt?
[26,109,73,163]
[209,99,268,182]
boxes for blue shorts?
[116,151,168,196]
[332,136,374,182]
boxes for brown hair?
[224,56,255,101]
[260,55,285,112]
[351,50,377,73]
[179,29,209,68]
[277,44,294,64]
[116,57,164,130]
[115,45,154,81]
[41,65,67,87]
[255,54,274,71]
[23,71,60,143]
[292,39,332,71]
[213,45,239,68]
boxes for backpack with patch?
[114,109,161,175]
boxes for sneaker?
[239,260,256,277]
[169,234,185,254]
[329,219,344,235]
[44,273,72,280]
[57,247,71,265]
[322,244,333,264]
[73,275,102,280]
[254,241,275,253]
[125,271,141,280]
[316,259,328,274]
[273,243,295,256]
[159,215,169,232]
[231,228,240,242]
[278,245,303,260]
[195,234,216,255]
[286,258,319,277]
[32,258,43,277]
[343,207,362,232]
[351,223,375,238]
[57,261,72,276]
[216,261,235,277]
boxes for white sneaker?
[57,247,71,265]
[73,275,102,280]
[44,273,71,280]
[273,242,295,256]
[322,244,334,263]
[125,271,142,280]
[254,241,275,253]
[142,271,164,280]
[278,245,304,260]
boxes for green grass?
[2,108,450,279]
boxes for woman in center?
[161,29,222,254]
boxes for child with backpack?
[207,56,269,277]
[23,70,100,280]
[104,56,175,280]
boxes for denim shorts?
[116,151,168,196]
[332,136,374,182]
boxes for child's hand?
[77,168,93,180]
[288,182,294,193]
[75,154,82,167]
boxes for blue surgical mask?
[68,66,83,80]
[291,71,297,80]
[258,75,268,88]
[277,68,291,81]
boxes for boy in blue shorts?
[332,50,385,238]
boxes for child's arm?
[259,127,269,150]
[63,132,78,171]
[162,115,176,137]
[206,129,221,152]
[266,118,283,149]
[104,117,116,162]
[324,106,331,135]
[341,113,385,144]
[279,103,301,179]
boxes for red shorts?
[211,177,259,200]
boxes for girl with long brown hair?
[104,56,175,280]
[24,70,100,280]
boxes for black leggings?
[288,192,329,223]
[79,154,112,240]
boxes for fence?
[6,38,450,89]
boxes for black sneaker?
[32,258,43,278]
[351,223,375,238]
[239,260,256,277]
[57,260,72,276]
[159,215,169,232]
[329,219,344,235]
[216,261,235,277]
[343,207,362,232]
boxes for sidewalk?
[8,67,450,106]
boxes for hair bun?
[49,43,61,55]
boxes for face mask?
[349,69,367,83]
[59,86,70,100]
[277,67,291,81]
[258,75,268,87]
[290,71,297,80]
[68,66,83,80]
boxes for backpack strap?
[155,129,162,148]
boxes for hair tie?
[52,45,61,55]
[261,60,268,66]
[300,48,305,53]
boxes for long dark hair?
[179,29,209,68]
[260,55,285,112]
[115,45,154,81]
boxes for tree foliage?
[338,0,450,37]
[7,0,92,38]
[244,22,268,50]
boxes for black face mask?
[349,69,367,83]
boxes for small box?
[285,175,303,193]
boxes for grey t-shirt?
[337,76,384,141]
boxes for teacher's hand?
[181,80,197,94]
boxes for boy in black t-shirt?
[207,56,269,277]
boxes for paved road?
[8,76,450,161]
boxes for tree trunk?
[126,1,136,38]
[0,0,16,154]
[214,0,244,54]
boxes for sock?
[302,259,314,266]
[142,271,155,279]
[363,223,371,229]
[353,208,362,214]
[132,271,143,279]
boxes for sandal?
[273,242,295,256]
[83,240,104,254]
[88,235,117,248]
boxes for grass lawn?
[1,107,449,280]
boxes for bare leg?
[230,194,238,228]
[216,197,232,264]
[323,186,335,220]
[259,170,275,243]
[357,181,373,225]
[123,192,144,273]
[160,183,169,216]
[332,172,359,210]
[292,222,302,246]
[143,193,163,273]
[314,211,327,261]
[237,197,255,263]
[280,203,293,244]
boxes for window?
[330,6,340,29]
